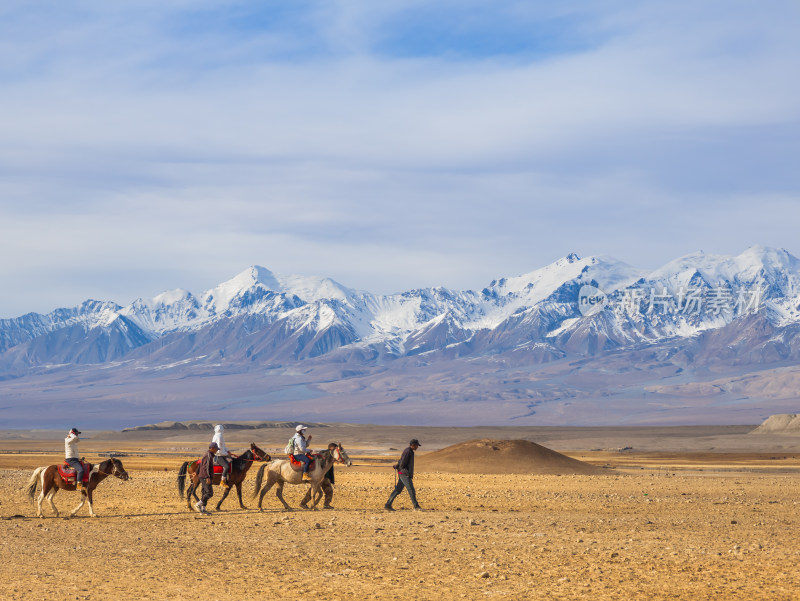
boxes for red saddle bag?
[58,461,91,483]
[288,453,316,472]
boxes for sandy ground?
[1,432,800,601]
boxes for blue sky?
[1,1,799,317]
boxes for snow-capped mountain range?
[2,245,800,428]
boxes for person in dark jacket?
[300,442,337,509]
[196,442,218,514]
[384,439,422,511]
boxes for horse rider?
[385,438,422,511]
[64,427,86,492]
[196,442,218,514]
[211,424,232,485]
[292,425,313,481]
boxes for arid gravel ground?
[1,441,799,600]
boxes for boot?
[76,482,84,492]
[302,473,311,482]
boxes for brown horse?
[177,443,270,511]
[24,458,130,518]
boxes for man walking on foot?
[196,442,218,514]
[385,439,422,511]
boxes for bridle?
[246,446,270,462]
[253,447,271,462]
[234,447,271,466]
[331,443,350,465]
[95,458,128,480]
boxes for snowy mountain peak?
[273,273,353,303]
[647,246,800,291]
[151,288,194,306]
[487,254,642,300]
[216,266,281,295]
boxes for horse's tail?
[177,462,190,497]
[24,467,45,500]
[251,463,268,498]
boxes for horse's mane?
[316,447,335,464]
[232,450,252,470]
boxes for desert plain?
[1,423,799,601]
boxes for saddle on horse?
[192,461,227,475]
[288,453,317,472]
[193,455,237,475]
[58,461,92,483]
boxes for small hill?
[750,413,800,435]
[415,438,605,475]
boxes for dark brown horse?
[25,458,130,518]
[177,443,270,511]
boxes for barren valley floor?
[1,433,799,600]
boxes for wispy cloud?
[1,1,799,316]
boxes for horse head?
[250,442,271,462]
[332,442,352,467]
[108,458,130,481]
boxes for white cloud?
[1,1,799,317]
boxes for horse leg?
[48,488,60,518]
[274,481,292,511]
[215,485,231,511]
[299,485,312,510]
[87,486,97,517]
[36,489,45,517]
[235,482,247,510]
[308,481,323,509]
[257,473,278,511]
[42,474,61,518]
[70,488,87,517]
[323,479,334,508]
[185,478,195,510]
[37,476,49,518]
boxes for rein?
[94,460,125,479]
[240,449,269,463]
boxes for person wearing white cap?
[291,425,313,481]
[211,424,232,485]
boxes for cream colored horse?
[252,443,351,510]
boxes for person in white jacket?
[291,425,313,481]
[64,427,86,492]
[211,424,232,484]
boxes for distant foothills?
[1,245,800,429]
